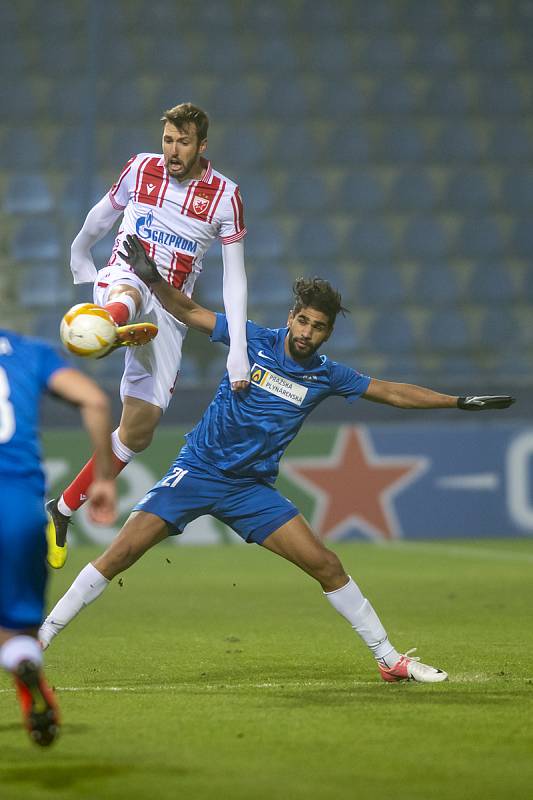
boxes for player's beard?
[166,146,201,181]
[287,333,318,361]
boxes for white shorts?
[94,266,188,412]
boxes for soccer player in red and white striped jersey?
[46,103,249,568]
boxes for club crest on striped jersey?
[250,363,308,406]
[192,194,210,215]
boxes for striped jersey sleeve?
[218,185,246,244]
[108,154,139,210]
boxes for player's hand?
[457,395,515,410]
[118,234,161,285]
[86,479,117,525]
[226,350,250,392]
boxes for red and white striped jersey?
[107,154,246,296]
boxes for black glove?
[118,234,161,285]
[457,395,515,410]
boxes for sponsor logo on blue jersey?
[251,363,308,406]
[136,211,198,253]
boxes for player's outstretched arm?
[48,369,117,524]
[362,378,515,410]
[222,240,250,391]
[119,234,216,334]
[70,194,123,284]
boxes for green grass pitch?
[1,539,532,800]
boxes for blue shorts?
[133,450,299,544]
[0,480,47,630]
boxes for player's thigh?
[215,482,299,545]
[261,514,346,585]
[93,266,149,312]
[133,456,226,537]
[120,306,187,412]
[0,485,47,629]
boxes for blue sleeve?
[330,362,371,403]
[210,313,230,345]
[37,341,69,390]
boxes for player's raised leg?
[40,511,169,649]
[261,515,448,683]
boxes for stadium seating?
[2,0,532,393]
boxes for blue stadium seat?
[426,310,470,351]
[368,310,416,354]
[177,355,201,387]
[0,128,47,169]
[98,81,148,120]
[292,219,340,261]
[59,175,109,220]
[249,263,293,306]
[345,220,395,260]
[305,36,353,75]
[475,77,524,114]
[478,308,520,349]
[312,81,366,118]
[509,218,533,257]
[486,123,532,162]
[207,80,262,118]
[358,35,405,69]
[107,126,158,167]
[466,263,516,303]
[323,313,359,355]
[407,36,457,69]
[337,171,386,212]
[18,264,72,308]
[32,39,83,76]
[269,124,319,166]
[245,38,298,72]
[296,1,343,31]
[3,174,55,214]
[455,217,505,258]
[403,217,450,259]
[433,123,480,162]
[444,170,493,211]
[423,78,471,114]
[357,265,407,305]
[465,36,513,68]
[45,81,86,121]
[1,41,28,75]
[522,269,533,303]
[415,264,461,305]
[284,174,330,214]
[238,173,275,215]
[92,229,120,268]
[389,169,438,211]
[379,124,427,162]
[500,171,533,211]
[263,80,311,118]
[214,125,268,170]
[11,217,62,261]
[237,4,288,34]
[30,310,65,346]
[244,219,287,260]
[400,0,446,29]
[347,0,393,28]
[371,77,417,114]
[331,126,372,162]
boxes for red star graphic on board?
[282,426,428,541]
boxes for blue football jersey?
[0,330,67,484]
[185,314,371,483]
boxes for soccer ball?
[60,303,117,358]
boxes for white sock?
[111,429,136,462]
[0,635,43,672]
[39,563,109,649]
[324,576,400,667]
[57,494,74,516]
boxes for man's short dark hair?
[292,277,347,327]
[161,103,209,142]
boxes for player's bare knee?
[311,550,346,589]
[107,284,142,313]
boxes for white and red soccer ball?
[60,303,117,358]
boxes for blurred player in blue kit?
[39,235,515,683]
[0,330,116,745]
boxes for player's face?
[286,306,332,361]
[162,122,207,181]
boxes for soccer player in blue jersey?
[39,235,514,683]
[0,330,117,745]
